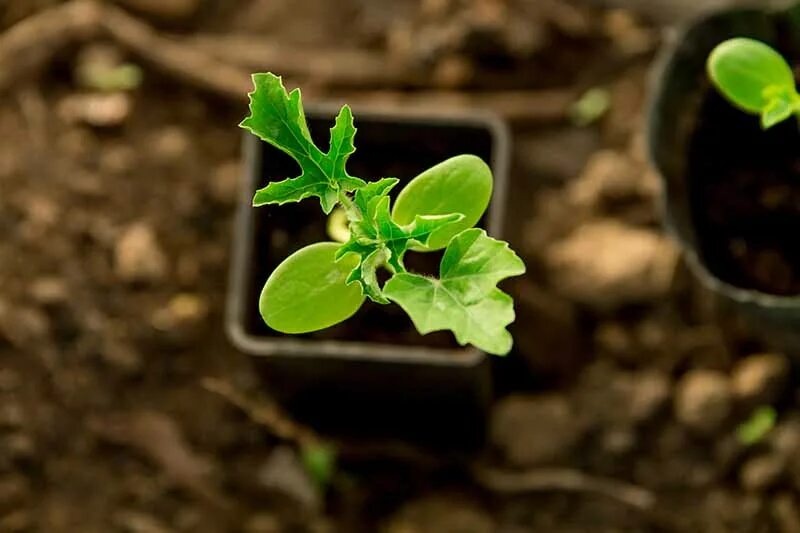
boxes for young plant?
[707,37,800,129]
[240,73,525,355]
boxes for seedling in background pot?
[240,73,525,355]
[708,37,800,129]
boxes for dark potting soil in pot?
[244,116,496,348]
[687,83,800,296]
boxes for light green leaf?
[393,155,493,250]
[349,177,400,238]
[737,406,777,446]
[384,228,525,355]
[373,196,463,271]
[345,247,390,304]
[260,242,365,333]
[708,38,799,118]
[761,94,794,129]
[240,73,366,213]
[336,191,462,303]
[301,442,337,491]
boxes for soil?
[4,1,800,532]
[688,84,800,295]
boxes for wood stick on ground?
[0,0,577,121]
[99,3,253,99]
[0,0,102,92]
[188,34,419,89]
[473,465,656,511]
[201,377,321,448]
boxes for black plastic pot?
[648,3,800,351]
[226,105,510,448]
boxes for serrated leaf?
[349,177,400,237]
[335,187,462,303]
[345,247,390,304]
[384,228,525,355]
[373,196,463,271]
[240,73,365,213]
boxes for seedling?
[240,73,526,355]
[708,37,800,129]
[736,406,777,446]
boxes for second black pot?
[648,3,800,352]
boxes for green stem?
[337,190,361,222]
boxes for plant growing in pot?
[648,4,800,351]
[227,73,521,446]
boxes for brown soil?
[688,86,800,295]
[2,1,800,532]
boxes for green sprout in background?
[240,74,526,355]
[736,406,777,446]
[708,37,800,129]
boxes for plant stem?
[337,190,360,222]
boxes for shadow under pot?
[226,105,510,449]
[649,4,800,352]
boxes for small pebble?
[740,453,785,492]
[115,223,168,283]
[674,370,733,434]
[731,353,790,407]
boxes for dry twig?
[0,0,576,123]
[0,0,101,91]
[201,377,321,448]
[473,465,656,511]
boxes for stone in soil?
[545,218,678,310]
[490,393,583,466]
[383,494,494,533]
[739,453,786,492]
[114,223,169,283]
[674,369,733,434]
[731,353,790,408]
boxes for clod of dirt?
[0,303,50,348]
[243,514,282,533]
[257,446,321,513]
[770,417,800,458]
[573,363,670,431]
[150,293,209,332]
[113,510,175,533]
[730,353,790,408]
[383,494,494,533]
[601,9,655,56]
[490,394,583,467]
[566,149,658,215]
[739,453,786,492]
[57,93,132,127]
[545,219,678,310]
[28,277,68,306]
[0,474,29,513]
[114,223,169,283]
[208,160,240,205]
[148,126,192,163]
[674,370,733,434]
[627,371,671,424]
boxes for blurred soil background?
[2,0,800,531]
